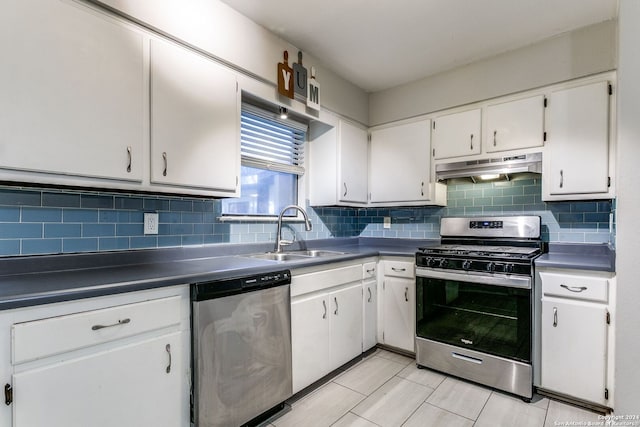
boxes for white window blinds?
[241,103,307,175]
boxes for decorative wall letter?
[277,50,294,99]
[307,66,321,111]
[293,51,307,97]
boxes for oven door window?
[416,276,531,363]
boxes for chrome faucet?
[275,205,312,253]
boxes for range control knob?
[504,263,514,273]
[439,259,448,268]
[426,257,436,267]
[486,262,495,272]
[462,260,472,270]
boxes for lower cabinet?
[380,259,416,353]
[291,263,365,394]
[0,286,191,427]
[538,270,615,407]
[362,262,378,351]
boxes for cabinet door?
[486,96,545,153]
[546,81,610,195]
[329,283,363,368]
[13,332,184,427]
[382,277,415,352]
[370,119,431,203]
[338,121,368,203]
[150,38,239,192]
[541,298,608,404]
[432,109,481,159]
[363,278,378,351]
[291,294,330,394]
[0,0,144,182]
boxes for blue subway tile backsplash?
[0,176,614,257]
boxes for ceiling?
[219,0,617,93]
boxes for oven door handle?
[415,268,531,289]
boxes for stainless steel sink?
[243,249,347,262]
[246,252,310,262]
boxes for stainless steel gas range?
[415,216,543,400]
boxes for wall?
[0,178,612,257]
[613,0,640,414]
[92,0,369,125]
[369,20,617,126]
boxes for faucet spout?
[275,205,312,253]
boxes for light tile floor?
[269,349,603,427]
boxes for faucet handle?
[279,239,294,246]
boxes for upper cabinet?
[543,81,612,200]
[309,119,368,206]
[0,0,144,183]
[150,39,239,195]
[369,119,446,205]
[431,109,481,159]
[485,95,545,153]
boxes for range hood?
[436,152,542,182]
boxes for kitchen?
[0,0,638,426]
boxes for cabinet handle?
[421,181,424,196]
[367,287,372,303]
[553,307,558,327]
[366,268,376,274]
[559,169,563,188]
[560,284,588,293]
[91,318,131,331]
[322,300,327,319]
[404,287,409,302]
[165,344,172,374]
[343,182,348,197]
[126,146,132,173]
[493,130,497,146]
[392,267,406,272]
[470,134,474,150]
[334,297,338,315]
[162,152,168,177]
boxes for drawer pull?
[367,287,372,303]
[91,318,131,331]
[560,284,587,293]
[322,300,327,319]
[366,268,376,274]
[452,352,482,365]
[553,307,558,327]
[334,297,338,315]
[392,267,406,272]
[165,344,172,374]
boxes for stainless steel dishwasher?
[191,270,292,427]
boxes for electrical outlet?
[383,217,391,229]
[144,213,159,235]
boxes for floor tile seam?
[327,411,383,427]
[329,379,371,400]
[395,370,446,390]
[425,398,481,423]
[371,353,412,368]
[472,390,497,424]
[397,396,431,427]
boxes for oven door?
[416,268,531,363]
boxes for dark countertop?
[0,238,430,311]
[535,243,615,273]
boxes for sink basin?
[245,252,310,262]
[290,250,346,257]
[243,250,347,262]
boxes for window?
[221,103,307,217]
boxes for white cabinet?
[362,262,378,351]
[486,95,545,153]
[309,119,368,206]
[380,259,415,353]
[150,38,239,194]
[539,270,614,406]
[369,119,446,205]
[0,286,191,427]
[432,109,481,159]
[290,263,364,393]
[544,81,611,200]
[0,0,144,183]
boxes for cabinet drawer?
[363,262,377,280]
[292,264,362,297]
[12,296,181,364]
[384,260,415,278]
[540,272,608,303]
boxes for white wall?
[369,20,617,126]
[614,0,640,414]
[93,0,369,125]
